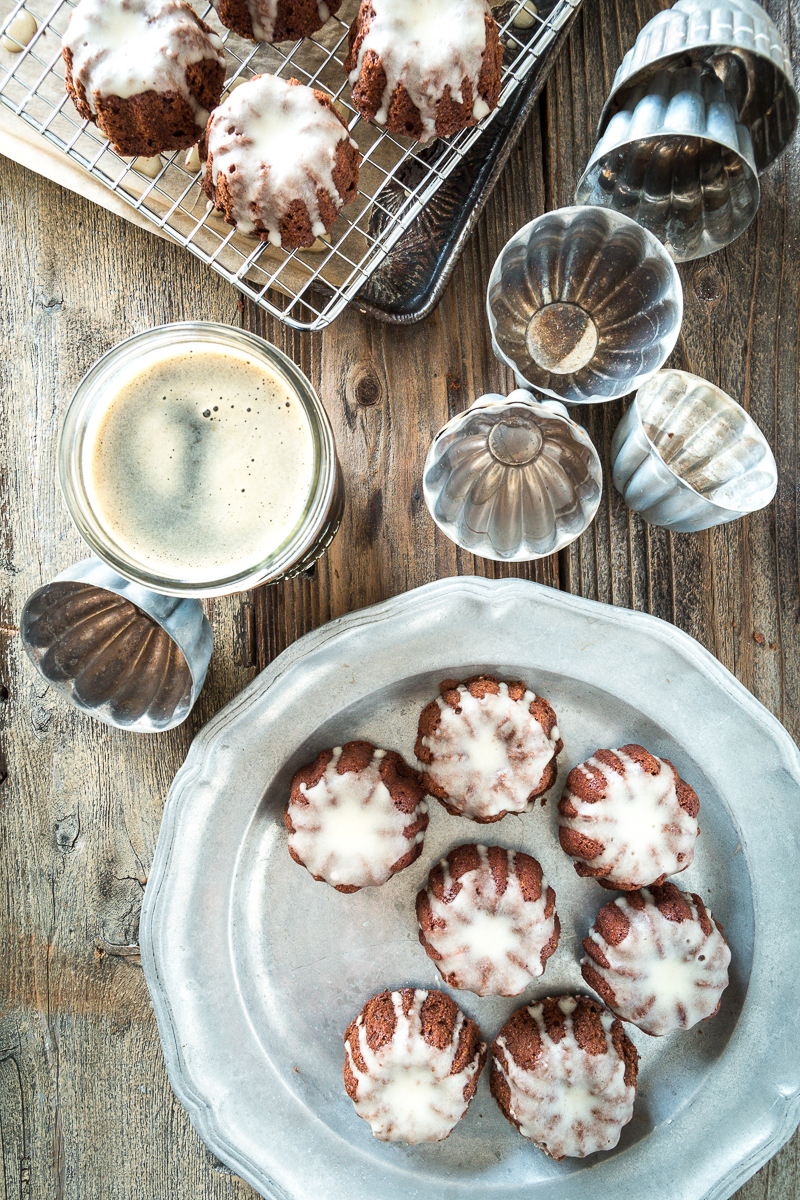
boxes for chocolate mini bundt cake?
[558,744,700,890]
[285,740,428,892]
[344,0,503,142]
[343,988,486,1143]
[415,675,562,822]
[491,995,639,1159]
[62,0,225,157]
[211,0,341,43]
[582,883,731,1036]
[416,843,560,997]
[201,73,360,248]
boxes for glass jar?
[58,322,343,597]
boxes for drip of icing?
[213,0,331,43]
[420,683,559,818]
[207,75,355,244]
[560,749,698,886]
[345,990,483,1143]
[348,0,492,141]
[584,890,731,1036]
[421,846,557,996]
[63,0,224,122]
[288,748,426,888]
[494,997,636,1158]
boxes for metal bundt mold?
[21,558,213,732]
[610,369,778,532]
[423,388,603,560]
[597,0,799,175]
[576,66,760,262]
[487,206,682,404]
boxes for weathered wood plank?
[0,163,259,1199]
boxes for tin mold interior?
[141,577,800,1200]
[487,206,682,404]
[598,0,799,175]
[610,369,778,532]
[21,580,195,731]
[576,67,760,262]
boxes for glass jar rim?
[58,321,339,597]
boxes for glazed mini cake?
[343,988,486,1143]
[285,740,428,892]
[211,0,340,42]
[344,0,502,142]
[491,995,639,1159]
[415,675,563,822]
[201,74,360,249]
[416,844,560,997]
[582,883,731,1036]
[558,744,700,889]
[62,0,225,157]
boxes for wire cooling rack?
[0,0,581,330]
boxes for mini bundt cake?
[201,73,360,248]
[343,988,486,1143]
[416,844,560,997]
[491,995,639,1159]
[582,884,731,1036]
[344,0,503,142]
[62,0,225,157]
[558,744,699,890]
[285,740,428,892]
[415,675,562,822]
[211,0,340,42]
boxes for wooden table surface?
[2,0,799,1195]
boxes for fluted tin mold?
[577,66,760,262]
[611,369,777,532]
[20,558,213,732]
[598,0,799,174]
[487,206,682,404]
[423,389,602,560]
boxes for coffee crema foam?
[85,343,316,581]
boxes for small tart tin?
[423,388,602,560]
[58,322,343,598]
[610,369,778,531]
[486,206,682,405]
[597,0,799,175]
[20,557,213,732]
[576,66,760,262]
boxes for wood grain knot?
[366,488,383,535]
[693,265,725,304]
[346,363,383,408]
[54,813,80,854]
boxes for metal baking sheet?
[140,576,800,1200]
[0,0,583,329]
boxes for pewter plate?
[140,577,800,1200]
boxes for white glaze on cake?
[345,990,484,1143]
[63,0,224,123]
[212,0,330,42]
[205,74,356,243]
[584,889,731,1036]
[419,683,560,819]
[419,845,557,996]
[493,996,636,1158]
[559,749,698,886]
[348,0,493,142]
[288,747,427,888]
